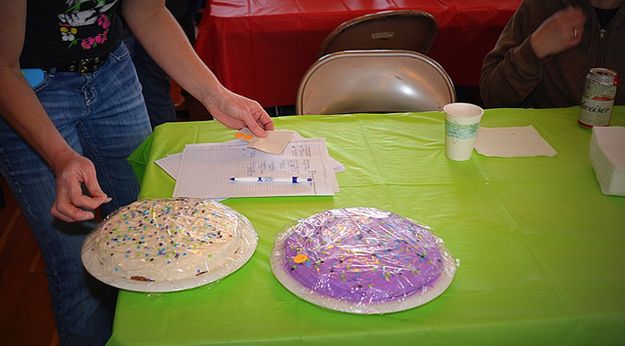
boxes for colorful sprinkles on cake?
[85,198,244,283]
[281,208,445,304]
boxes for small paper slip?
[475,126,556,157]
[235,128,294,154]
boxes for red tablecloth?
[195,0,521,107]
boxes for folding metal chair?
[297,50,456,115]
[319,10,438,57]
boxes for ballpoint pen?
[229,176,313,183]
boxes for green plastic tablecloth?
[110,107,625,346]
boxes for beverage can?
[578,68,619,128]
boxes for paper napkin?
[474,126,556,157]
[590,126,625,196]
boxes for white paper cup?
[444,103,484,161]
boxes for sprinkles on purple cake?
[281,208,445,304]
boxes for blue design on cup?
[446,121,479,139]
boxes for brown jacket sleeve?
[479,1,550,108]
[480,0,625,108]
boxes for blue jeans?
[0,43,152,345]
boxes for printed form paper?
[155,153,181,179]
[172,139,338,199]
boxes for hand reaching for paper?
[530,6,586,59]
[205,87,275,137]
[51,150,111,222]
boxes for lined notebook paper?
[171,139,339,199]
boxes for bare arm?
[0,0,109,222]
[122,0,274,136]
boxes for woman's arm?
[122,0,274,136]
[0,0,110,222]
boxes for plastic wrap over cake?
[271,207,458,314]
[81,198,257,292]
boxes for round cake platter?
[270,207,458,314]
[81,198,258,293]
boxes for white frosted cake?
[82,198,257,292]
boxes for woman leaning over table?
[480,0,625,108]
[0,1,273,345]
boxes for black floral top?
[21,0,123,68]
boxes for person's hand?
[50,150,111,222]
[204,87,274,137]
[530,6,585,59]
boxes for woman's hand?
[204,87,275,137]
[50,150,111,222]
[530,6,585,59]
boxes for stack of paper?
[155,131,342,199]
[590,126,625,196]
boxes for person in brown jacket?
[480,0,625,108]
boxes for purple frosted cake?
[271,208,455,313]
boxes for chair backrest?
[297,50,456,115]
[319,10,438,57]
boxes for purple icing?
[282,208,444,304]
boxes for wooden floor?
[0,177,59,346]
